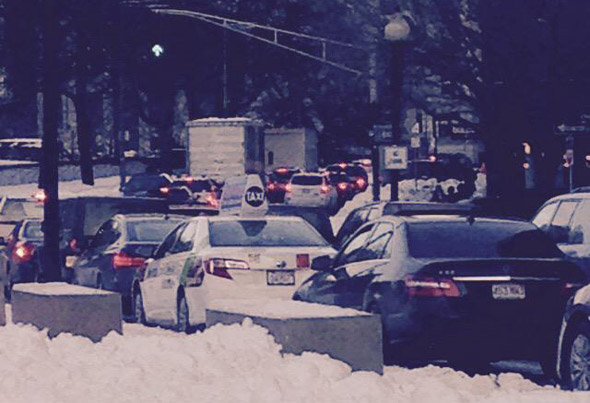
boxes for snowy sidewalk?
[0,312,586,403]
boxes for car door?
[141,222,187,323]
[305,223,390,309]
[328,222,395,310]
[548,200,579,248]
[564,200,590,278]
[75,220,121,288]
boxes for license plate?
[65,256,78,269]
[492,284,525,300]
[302,189,311,194]
[267,270,295,286]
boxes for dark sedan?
[122,173,173,199]
[294,216,585,375]
[5,219,44,295]
[73,214,184,313]
[556,284,590,391]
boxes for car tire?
[560,320,590,391]
[133,290,146,325]
[176,292,190,334]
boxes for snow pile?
[0,319,586,402]
[398,178,464,202]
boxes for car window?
[291,175,323,186]
[126,219,182,243]
[91,220,120,248]
[169,221,198,254]
[363,223,395,260]
[568,200,590,245]
[532,202,558,230]
[335,224,375,266]
[549,201,579,244]
[153,223,186,259]
[407,222,563,259]
[552,201,578,227]
[336,207,370,245]
[209,219,328,247]
[23,221,44,239]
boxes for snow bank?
[13,282,112,296]
[0,175,122,199]
[0,318,586,403]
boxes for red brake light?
[276,168,289,174]
[268,183,276,191]
[69,238,80,253]
[206,192,220,208]
[338,163,347,169]
[285,184,293,193]
[160,187,170,195]
[296,254,310,269]
[12,242,36,264]
[356,178,366,189]
[113,252,145,270]
[320,185,330,194]
[33,189,48,204]
[205,258,249,280]
[337,182,348,191]
[404,276,461,298]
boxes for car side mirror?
[311,255,333,272]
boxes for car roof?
[113,213,186,222]
[376,214,535,227]
[544,192,590,202]
[292,172,323,177]
[206,215,305,223]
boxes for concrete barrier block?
[207,299,383,374]
[12,283,122,342]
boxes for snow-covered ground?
[0,311,586,403]
[0,175,122,199]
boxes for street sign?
[382,146,408,170]
[555,124,590,135]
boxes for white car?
[284,173,338,211]
[133,215,336,332]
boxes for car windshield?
[407,221,563,259]
[125,175,169,192]
[23,221,43,239]
[172,180,212,192]
[209,219,328,247]
[127,220,181,242]
[291,175,323,186]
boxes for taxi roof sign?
[220,174,268,217]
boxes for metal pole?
[40,0,61,282]
[389,41,405,201]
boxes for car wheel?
[176,293,190,333]
[562,321,590,391]
[133,290,146,325]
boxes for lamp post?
[384,13,412,201]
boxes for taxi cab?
[132,215,336,332]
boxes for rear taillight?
[12,242,36,264]
[320,185,331,194]
[69,238,80,253]
[404,275,461,298]
[356,178,366,189]
[113,252,145,270]
[285,184,293,193]
[296,254,310,269]
[268,183,277,191]
[206,192,220,208]
[159,187,170,195]
[205,258,249,280]
[337,183,348,191]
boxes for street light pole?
[40,0,62,282]
[384,14,412,202]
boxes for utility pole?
[40,0,62,282]
[384,14,412,201]
[111,1,125,190]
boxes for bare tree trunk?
[75,18,94,185]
